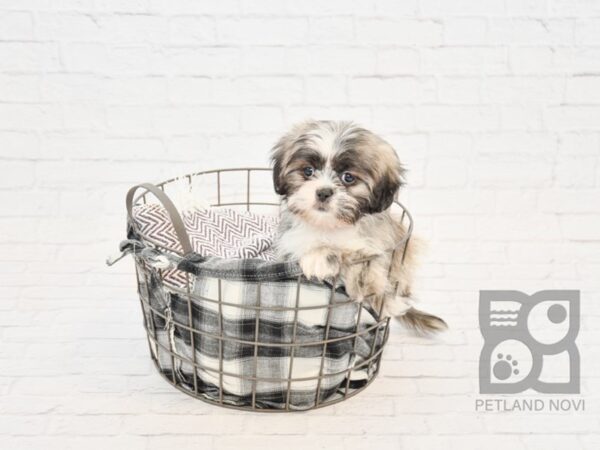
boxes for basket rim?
[129,167,414,268]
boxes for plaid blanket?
[124,204,386,410]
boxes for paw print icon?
[479,290,580,394]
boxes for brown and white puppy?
[271,120,446,334]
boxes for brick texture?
[1,1,599,449]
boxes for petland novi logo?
[475,290,584,413]
[479,290,580,394]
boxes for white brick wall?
[1,1,599,449]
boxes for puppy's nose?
[316,187,334,202]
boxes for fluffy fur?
[271,120,446,334]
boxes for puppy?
[271,120,446,334]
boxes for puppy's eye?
[303,167,314,178]
[341,172,356,184]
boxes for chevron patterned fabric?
[132,203,278,260]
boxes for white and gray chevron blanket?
[134,202,278,260]
[124,203,385,410]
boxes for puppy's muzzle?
[316,187,334,202]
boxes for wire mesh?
[127,168,412,412]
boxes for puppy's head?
[271,120,405,229]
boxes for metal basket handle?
[125,183,194,255]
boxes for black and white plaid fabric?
[124,204,385,410]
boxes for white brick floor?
[1,1,600,448]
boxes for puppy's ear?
[368,161,405,214]
[270,135,291,196]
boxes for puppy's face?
[271,121,405,229]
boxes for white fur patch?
[276,212,367,260]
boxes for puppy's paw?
[342,257,388,302]
[383,295,414,318]
[341,265,366,301]
[299,249,340,282]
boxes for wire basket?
[114,168,413,412]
